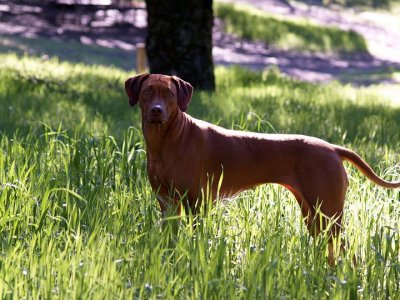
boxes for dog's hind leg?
[282,158,348,266]
[295,156,349,266]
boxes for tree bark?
[144,0,215,91]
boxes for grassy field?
[0,53,400,298]
[215,3,368,53]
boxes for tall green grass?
[215,3,368,53]
[0,53,400,298]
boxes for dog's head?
[125,73,193,124]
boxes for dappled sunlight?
[2,1,400,85]
[369,84,400,107]
[0,1,145,69]
[357,9,400,62]
[215,0,400,85]
[1,1,400,297]
[1,52,400,299]
[216,2,368,53]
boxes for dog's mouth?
[146,115,167,125]
[146,109,168,125]
[148,119,166,125]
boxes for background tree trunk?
[144,0,215,91]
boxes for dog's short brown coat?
[125,73,400,263]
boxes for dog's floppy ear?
[171,76,193,112]
[125,73,150,107]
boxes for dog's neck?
[142,110,188,163]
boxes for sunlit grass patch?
[0,53,134,137]
[215,2,368,54]
[1,53,399,153]
[0,53,400,298]
[359,82,400,107]
[0,126,399,298]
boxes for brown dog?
[125,73,400,262]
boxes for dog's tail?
[335,146,400,189]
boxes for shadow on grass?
[296,0,394,9]
[0,35,136,70]
[0,1,146,70]
[337,67,400,85]
[2,1,399,86]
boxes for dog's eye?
[142,89,152,98]
[167,91,174,98]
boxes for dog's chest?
[147,158,177,188]
[147,156,196,192]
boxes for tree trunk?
[144,0,215,91]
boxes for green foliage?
[215,3,368,53]
[0,53,400,298]
[0,54,135,138]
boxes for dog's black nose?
[151,105,163,114]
